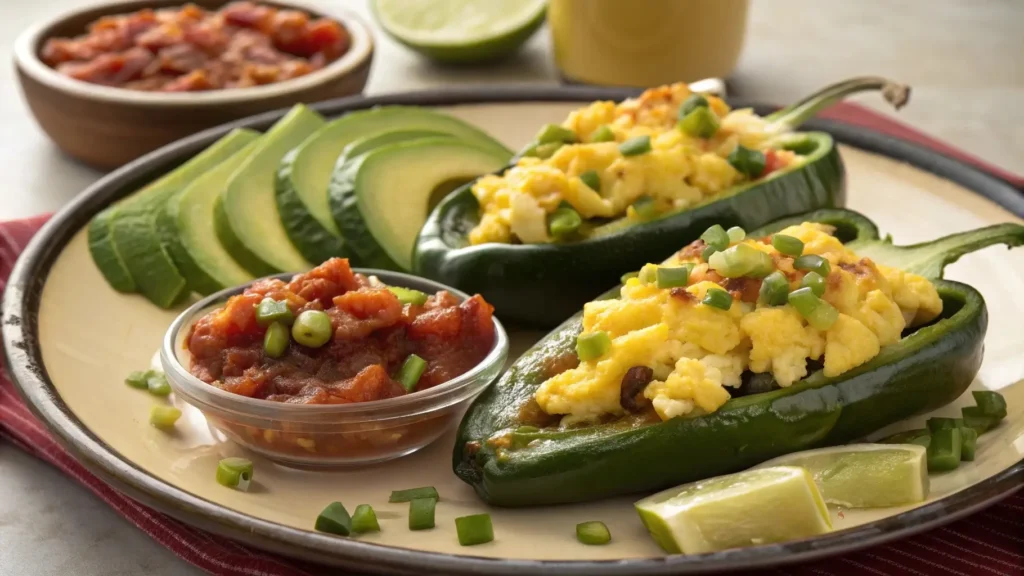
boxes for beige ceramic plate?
[4,88,1024,575]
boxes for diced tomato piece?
[761,149,786,178]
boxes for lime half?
[635,466,831,555]
[756,443,929,508]
[372,0,547,64]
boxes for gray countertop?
[1,1,1021,575]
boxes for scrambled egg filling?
[470,83,801,245]
[534,223,943,424]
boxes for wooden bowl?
[13,0,374,170]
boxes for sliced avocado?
[89,206,135,292]
[172,139,262,292]
[106,129,259,307]
[331,139,508,271]
[275,107,512,264]
[215,105,324,275]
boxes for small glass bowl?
[161,268,509,468]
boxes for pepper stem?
[765,77,911,133]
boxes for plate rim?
[4,85,1023,575]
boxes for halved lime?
[635,466,831,555]
[372,0,547,64]
[756,443,929,508]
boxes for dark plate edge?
[3,85,1023,576]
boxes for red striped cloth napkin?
[1,103,1022,576]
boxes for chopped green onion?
[702,288,733,311]
[579,170,601,192]
[879,428,932,448]
[149,405,181,429]
[125,370,150,390]
[638,263,658,284]
[927,427,962,472]
[388,286,429,306]
[576,521,611,545]
[408,497,436,531]
[927,417,962,433]
[788,288,838,330]
[971,391,1007,419]
[534,142,563,159]
[292,310,332,348]
[678,94,709,118]
[701,224,730,251]
[801,271,826,297]
[794,254,831,276]
[455,514,494,546]
[263,322,289,359]
[771,234,804,257]
[147,372,171,397]
[959,425,978,461]
[708,244,774,278]
[619,135,652,157]
[961,406,998,434]
[315,502,352,536]
[395,354,428,392]
[656,265,692,289]
[576,331,612,361]
[536,123,578,144]
[351,504,380,533]
[255,298,293,327]
[726,226,746,244]
[591,125,615,143]
[759,271,790,306]
[389,486,439,503]
[678,106,719,138]
[631,196,659,220]
[620,271,639,284]
[727,145,767,179]
[549,207,583,238]
[701,244,719,262]
[216,457,254,491]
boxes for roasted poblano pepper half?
[453,209,1024,506]
[416,78,911,327]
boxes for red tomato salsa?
[41,2,350,92]
[186,259,496,404]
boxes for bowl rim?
[161,267,510,422]
[12,0,374,107]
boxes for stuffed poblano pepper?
[453,209,1024,506]
[416,78,910,327]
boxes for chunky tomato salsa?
[186,259,496,404]
[41,2,350,92]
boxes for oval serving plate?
[4,87,1024,575]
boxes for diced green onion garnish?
[255,298,293,327]
[534,142,563,159]
[455,514,494,546]
[794,254,831,276]
[576,521,611,545]
[788,288,838,330]
[927,417,962,433]
[656,265,692,289]
[408,497,436,531]
[961,406,998,434]
[971,391,1007,419]
[638,263,658,284]
[959,425,978,461]
[591,125,615,143]
[263,322,289,359]
[149,405,181,429]
[726,226,746,244]
[315,502,352,536]
[708,244,774,278]
[631,196,659,220]
[801,271,826,297]
[701,245,719,262]
[701,224,730,251]
[395,354,427,392]
[536,123,577,144]
[576,331,612,361]
[727,145,767,179]
[678,106,719,138]
[880,428,932,448]
[619,135,652,156]
[620,271,639,283]
[678,94,709,118]
[351,504,380,533]
[292,310,333,348]
[125,370,150,390]
[579,170,601,192]
[771,234,804,257]
[147,372,171,397]
[388,286,429,306]
[759,271,790,306]
[216,457,254,491]
[927,427,962,472]
[702,288,733,311]
[549,206,583,238]
[389,486,439,503]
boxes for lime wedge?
[635,466,831,555]
[756,443,929,508]
[372,0,547,64]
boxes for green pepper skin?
[452,209,1023,507]
[414,133,844,327]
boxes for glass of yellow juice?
[549,0,750,87]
